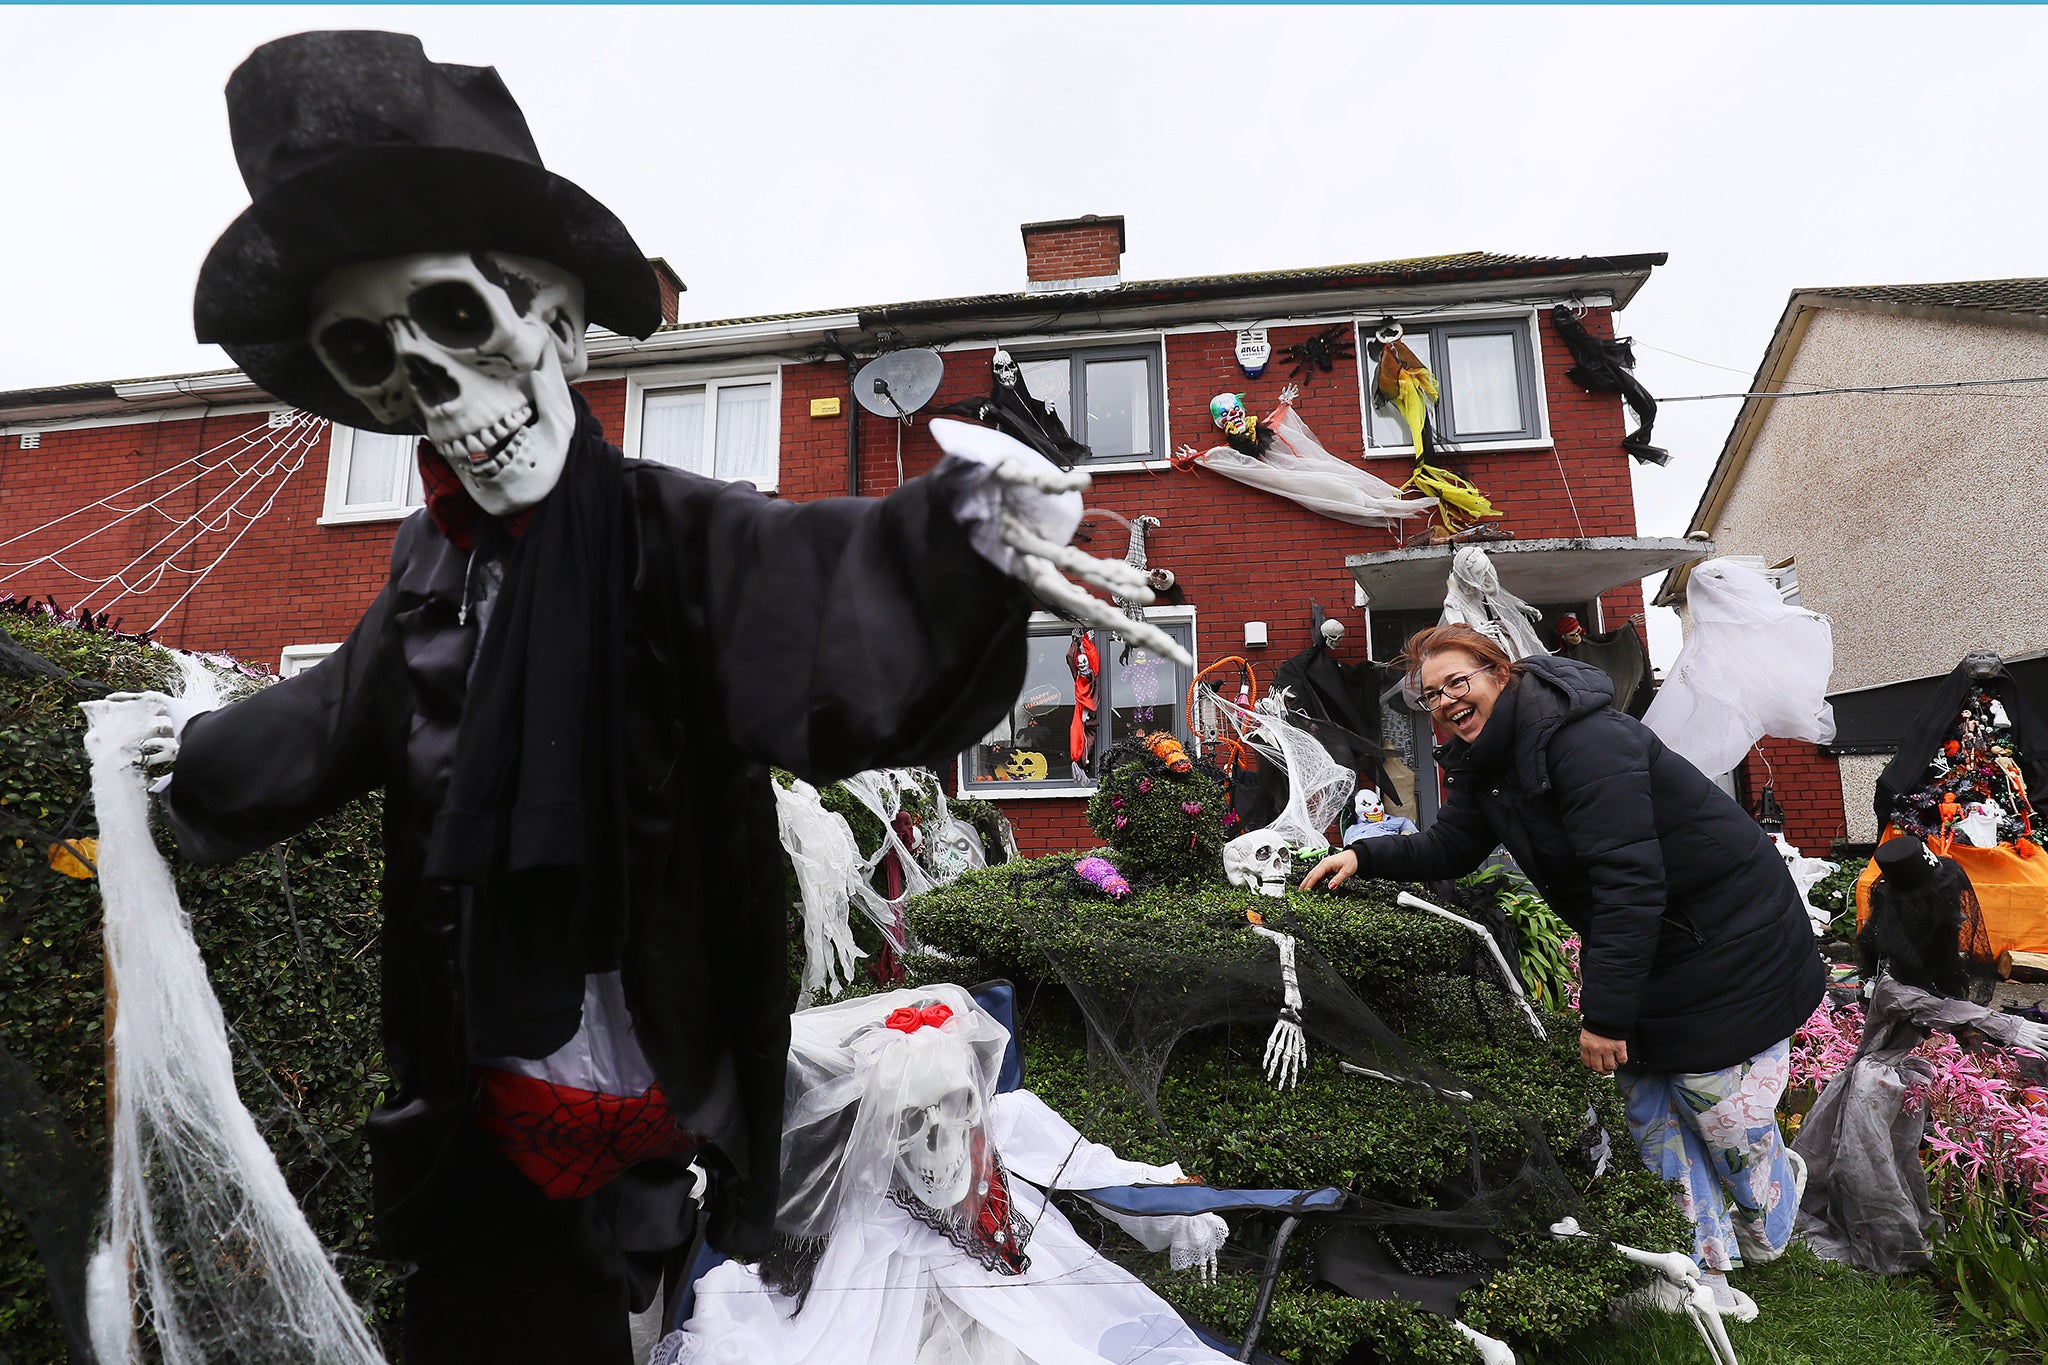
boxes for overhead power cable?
[1662,374,2048,403]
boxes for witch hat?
[194,30,660,433]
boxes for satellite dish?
[854,348,945,420]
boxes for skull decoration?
[309,250,589,516]
[926,816,988,883]
[1208,392,1252,439]
[891,1037,984,1211]
[1224,828,1291,898]
[992,349,1021,389]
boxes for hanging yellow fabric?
[1374,339,1440,461]
[1405,462,1498,534]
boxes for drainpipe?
[825,332,861,496]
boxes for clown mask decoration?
[309,250,588,516]
[1209,392,1270,459]
[1355,789,1385,825]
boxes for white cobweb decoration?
[84,652,385,1365]
[1199,686,1355,852]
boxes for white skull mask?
[1224,828,1291,898]
[892,1036,983,1210]
[308,250,589,516]
[926,816,987,884]
[992,349,1020,388]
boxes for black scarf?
[422,391,630,1058]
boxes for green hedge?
[902,857,1691,1363]
[0,616,398,1361]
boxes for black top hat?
[1874,835,1939,889]
[194,31,661,433]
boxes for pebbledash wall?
[0,223,1662,856]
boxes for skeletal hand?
[1263,1015,1306,1090]
[105,691,196,769]
[931,419,1191,666]
[1169,1212,1229,1283]
[1277,383,1300,405]
[1174,443,1202,463]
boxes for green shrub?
[0,616,397,1359]
[1084,745,1227,880]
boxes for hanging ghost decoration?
[1171,387,1438,530]
[1643,558,1836,778]
[1547,304,1669,467]
[1439,545,1551,662]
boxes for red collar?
[416,439,534,550]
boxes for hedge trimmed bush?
[0,615,398,1361]
[902,856,1691,1363]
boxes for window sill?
[1077,458,1174,476]
[317,504,421,526]
[964,784,1097,801]
[1363,437,1555,460]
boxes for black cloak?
[936,377,1090,469]
[1872,655,2048,835]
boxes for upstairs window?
[321,425,424,522]
[626,369,781,490]
[1012,341,1165,465]
[1362,316,1544,453]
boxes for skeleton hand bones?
[1249,922,1307,1090]
[931,419,1190,666]
[103,690,215,770]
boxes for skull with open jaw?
[309,250,588,516]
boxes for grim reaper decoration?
[99,27,1182,1364]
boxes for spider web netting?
[83,654,386,1365]
[1198,687,1354,851]
[995,864,1590,1248]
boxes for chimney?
[1020,214,1125,293]
[647,257,686,325]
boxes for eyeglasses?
[1416,669,1486,712]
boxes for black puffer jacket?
[1353,655,1824,1074]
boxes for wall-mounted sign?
[1235,328,1272,378]
[809,396,843,418]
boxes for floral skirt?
[1616,1039,1797,1271]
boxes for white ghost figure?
[1440,545,1550,662]
[1771,832,1840,935]
[1643,558,1836,778]
[1957,800,2004,850]
[308,250,588,516]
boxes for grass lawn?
[1535,1245,1996,1365]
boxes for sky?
[5,5,2046,664]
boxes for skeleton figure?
[1111,515,1165,663]
[1223,827,1291,898]
[1439,545,1550,663]
[934,348,1092,471]
[1248,922,1308,1090]
[890,1035,985,1212]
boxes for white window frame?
[958,606,1197,799]
[1355,307,1553,458]
[622,362,783,492]
[278,643,342,677]
[318,424,425,525]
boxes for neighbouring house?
[1658,278,2048,856]
[0,217,1694,853]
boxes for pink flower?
[1138,778,1152,795]
[1182,801,1203,817]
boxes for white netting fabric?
[1200,687,1355,851]
[1642,558,1836,777]
[85,653,384,1365]
[1440,545,1550,662]
[1178,402,1436,529]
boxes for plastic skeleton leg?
[1451,1321,1517,1365]
[993,460,1191,666]
[1249,924,1307,1090]
[1395,892,1547,1041]
[1550,1218,1741,1365]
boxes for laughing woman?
[1304,623,1824,1319]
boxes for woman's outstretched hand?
[1579,1029,1628,1074]
[1301,848,1359,891]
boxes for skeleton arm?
[1550,1218,1741,1365]
[932,419,1190,667]
[1249,923,1308,1090]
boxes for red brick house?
[0,218,1694,854]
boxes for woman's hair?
[1397,624,1522,694]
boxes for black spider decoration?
[1281,324,1356,387]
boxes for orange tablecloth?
[1857,828,2048,960]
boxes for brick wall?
[0,304,1645,859]
[1022,219,1123,284]
[1740,738,1849,857]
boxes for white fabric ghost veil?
[1439,545,1551,662]
[1644,558,1836,777]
